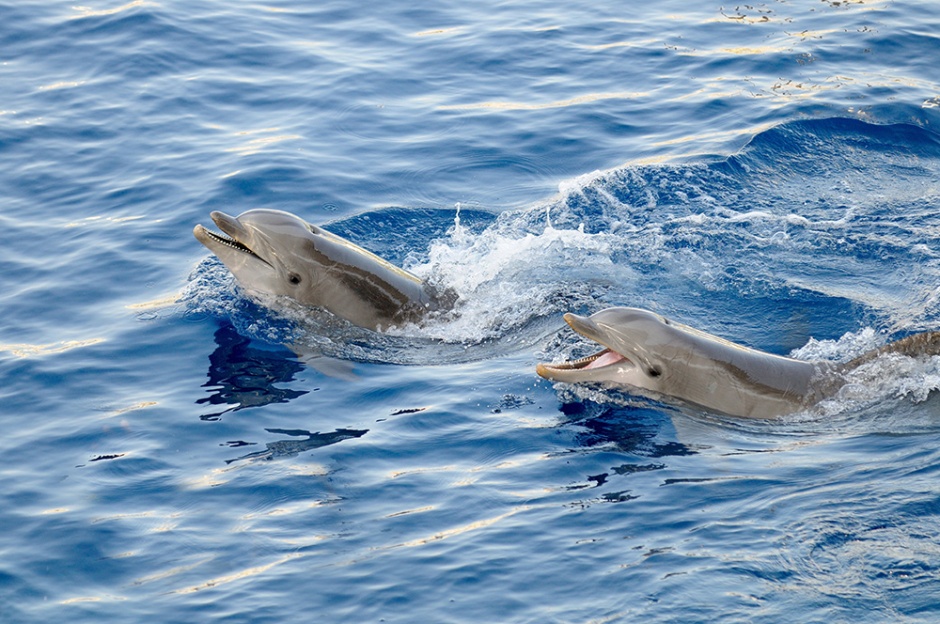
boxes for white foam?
[781,327,940,420]
[179,257,238,316]
[789,327,885,363]
[808,353,940,420]
[400,210,620,343]
[557,169,606,198]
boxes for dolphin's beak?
[193,212,266,262]
[535,313,630,381]
[209,211,247,242]
[563,312,594,335]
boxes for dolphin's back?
[299,234,447,329]
[682,328,940,417]
[668,325,820,418]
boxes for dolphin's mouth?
[201,228,257,256]
[194,211,272,266]
[536,312,635,380]
[536,348,629,376]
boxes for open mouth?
[194,211,272,267]
[536,311,638,381]
[536,348,630,375]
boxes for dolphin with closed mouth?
[194,209,453,331]
[536,306,940,419]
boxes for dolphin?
[194,209,453,331]
[536,307,940,419]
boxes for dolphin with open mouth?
[537,306,940,418]
[194,209,452,331]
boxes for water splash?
[790,327,886,363]
[401,206,618,344]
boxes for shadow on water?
[551,395,707,504]
[561,399,700,459]
[197,322,310,420]
[196,322,370,462]
[223,428,368,464]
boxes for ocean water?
[4,0,940,622]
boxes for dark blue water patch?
[868,30,940,77]
[19,513,130,584]
[214,165,317,200]
[725,118,940,177]
[674,287,870,353]
[896,493,940,520]
[0,571,36,624]
[328,206,498,264]
[36,6,200,82]
[557,118,940,233]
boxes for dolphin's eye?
[648,366,662,378]
[288,273,302,285]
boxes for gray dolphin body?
[194,209,451,330]
[536,307,940,419]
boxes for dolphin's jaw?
[201,227,256,256]
[536,348,634,382]
[539,348,620,371]
[194,221,283,297]
[193,222,274,269]
[537,310,640,382]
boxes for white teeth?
[571,353,603,367]
[208,230,254,254]
[547,350,605,370]
[546,349,631,371]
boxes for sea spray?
[400,202,620,343]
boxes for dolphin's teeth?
[570,353,603,367]
[206,230,255,255]
[544,348,630,372]
[548,349,607,370]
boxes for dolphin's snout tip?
[563,312,585,329]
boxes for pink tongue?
[584,350,626,370]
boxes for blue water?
[5,0,940,621]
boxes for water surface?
[4,1,940,622]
